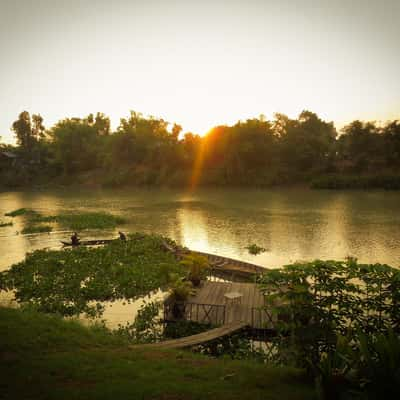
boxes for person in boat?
[118,231,127,241]
[71,232,80,246]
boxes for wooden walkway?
[130,321,247,349]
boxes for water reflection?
[1,188,400,272]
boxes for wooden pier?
[132,245,278,350]
[164,281,274,330]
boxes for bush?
[259,259,400,398]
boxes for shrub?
[180,253,210,286]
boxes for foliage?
[21,224,52,234]
[259,259,400,398]
[180,253,210,285]
[355,329,400,398]
[169,277,195,302]
[11,111,46,160]
[245,243,266,255]
[48,114,109,174]
[115,300,163,343]
[164,320,211,339]
[193,332,268,362]
[4,109,400,189]
[0,234,185,317]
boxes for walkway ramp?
[130,321,247,350]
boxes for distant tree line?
[1,110,399,188]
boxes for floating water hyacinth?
[245,243,266,255]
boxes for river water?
[1,188,399,326]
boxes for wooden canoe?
[60,239,117,247]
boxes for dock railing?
[164,301,226,326]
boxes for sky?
[0,0,399,143]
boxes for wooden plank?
[131,322,248,350]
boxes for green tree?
[337,120,384,172]
[11,111,47,162]
[277,111,337,173]
[49,116,102,174]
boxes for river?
[1,188,399,326]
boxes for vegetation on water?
[1,110,400,189]
[0,221,13,227]
[21,224,52,234]
[4,207,125,233]
[4,207,37,217]
[0,234,185,317]
[259,258,400,399]
[0,307,315,400]
[246,243,266,255]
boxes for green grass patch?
[0,307,315,400]
[0,221,13,227]
[1,234,185,317]
[21,224,53,234]
[56,212,126,230]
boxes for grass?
[56,212,126,230]
[21,224,53,234]
[0,307,315,400]
[0,221,13,227]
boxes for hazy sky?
[0,0,399,142]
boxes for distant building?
[0,150,18,167]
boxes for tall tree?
[12,111,46,160]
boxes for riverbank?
[2,165,400,191]
[0,307,315,400]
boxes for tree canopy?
[2,109,400,188]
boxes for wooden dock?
[132,321,247,349]
[193,250,266,277]
[164,281,274,330]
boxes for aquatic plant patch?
[21,225,52,234]
[1,234,185,318]
[55,212,126,230]
[245,243,266,255]
[0,221,13,227]
[4,208,125,232]
[5,208,38,217]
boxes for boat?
[60,239,117,247]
